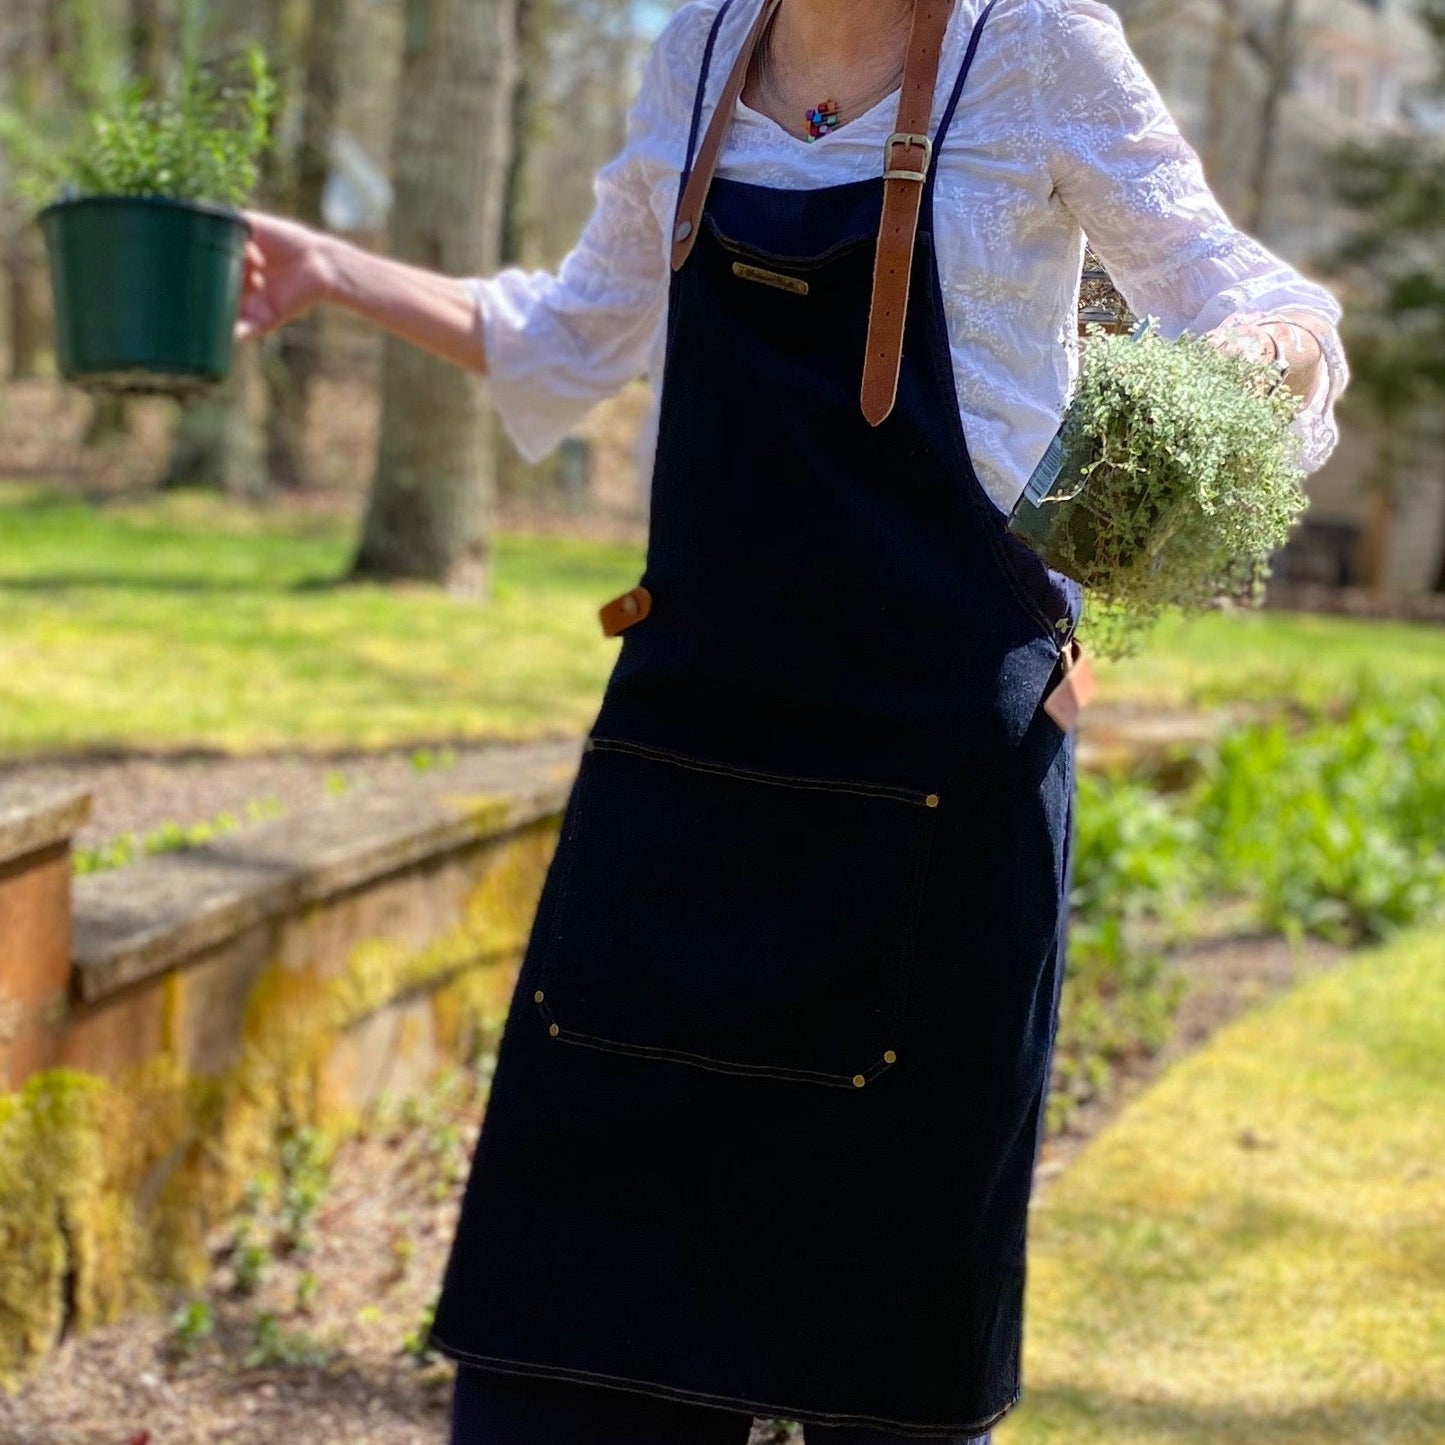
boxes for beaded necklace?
[752,6,911,142]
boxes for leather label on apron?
[731,261,810,296]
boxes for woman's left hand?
[1205,310,1327,401]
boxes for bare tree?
[1246,0,1303,235]
[351,0,518,595]
[262,0,348,490]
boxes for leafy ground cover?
[2,483,1443,756]
[1001,926,1445,1445]
[1054,684,1444,1129]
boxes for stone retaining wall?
[0,742,579,1384]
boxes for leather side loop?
[600,585,654,637]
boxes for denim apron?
[431,1,1082,1435]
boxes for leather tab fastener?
[600,586,653,638]
[1043,639,1097,733]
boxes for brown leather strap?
[1043,639,1097,733]
[672,0,782,272]
[860,1,955,427]
[599,585,653,637]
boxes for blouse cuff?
[469,276,575,465]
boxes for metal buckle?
[884,132,933,183]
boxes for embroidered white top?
[468,0,1349,515]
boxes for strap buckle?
[884,132,933,183]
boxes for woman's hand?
[235,210,339,343]
[1205,309,1328,402]
[233,210,488,374]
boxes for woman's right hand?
[234,210,339,343]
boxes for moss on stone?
[0,815,560,1385]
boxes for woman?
[237,1,1347,1440]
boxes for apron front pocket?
[533,737,940,1089]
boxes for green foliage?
[169,1298,214,1351]
[74,800,283,876]
[1051,682,1445,1126]
[1038,322,1306,657]
[1321,0,1445,417]
[1197,685,1445,943]
[3,46,275,211]
[245,1311,331,1370]
[399,1295,438,1363]
[1051,774,1198,1129]
[277,1128,329,1253]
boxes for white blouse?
[470,0,1349,515]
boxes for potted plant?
[21,49,274,394]
[1010,317,1308,655]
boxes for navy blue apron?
[431,2,1082,1435]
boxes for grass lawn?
[0,484,641,756]
[1,483,1441,757]
[1001,927,1445,1444]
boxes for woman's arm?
[236,213,489,375]
[1030,0,1349,460]
[236,2,708,460]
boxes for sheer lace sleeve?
[1029,0,1349,472]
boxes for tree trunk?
[1202,0,1241,193]
[4,233,47,380]
[162,349,267,497]
[351,0,517,596]
[1247,0,1301,237]
[501,0,549,266]
[129,0,171,89]
[264,0,348,491]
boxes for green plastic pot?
[39,194,249,393]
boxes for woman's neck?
[773,0,915,70]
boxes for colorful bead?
[806,97,840,141]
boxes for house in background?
[1113,0,1444,595]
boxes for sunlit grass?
[0,484,641,756]
[1001,927,1445,1444]
[1,483,1442,756]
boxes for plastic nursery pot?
[38,194,250,394]
[1007,437,1103,583]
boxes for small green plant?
[169,1298,215,1351]
[278,1127,329,1253]
[3,45,275,211]
[74,799,283,875]
[1023,321,1308,656]
[400,1296,439,1363]
[245,1311,331,1370]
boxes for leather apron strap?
[671,0,782,271]
[859,0,954,427]
[670,0,968,427]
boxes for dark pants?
[450,1366,995,1444]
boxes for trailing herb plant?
[1022,320,1309,657]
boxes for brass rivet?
[925,794,940,809]
[549,1023,560,1038]
[883,1050,897,1065]
[534,990,545,1004]
[852,1074,866,1089]
[621,594,639,615]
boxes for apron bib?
[432,2,1082,1434]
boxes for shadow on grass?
[0,572,349,595]
[1013,1384,1445,1442]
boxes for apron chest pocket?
[533,737,940,1090]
